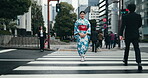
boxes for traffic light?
[56,3,61,12]
[121,9,129,15]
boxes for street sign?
[103,18,107,22]
[103,24,107,29]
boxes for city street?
[0,0,147,78]
[0,43,148,78]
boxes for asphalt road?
[0,49,54,75]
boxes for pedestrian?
[119,4,142,70]
[113,33,118,48]
[98,31,103,48]
[38,26,46,52]
[120,37,125,49]
[91,30,98,52]
[74,11,91,62]
[105,33,111,49]
[110,32,115,48]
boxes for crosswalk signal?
[121,9,129,15]
[56,3,61,12]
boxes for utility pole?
[47,0,59,49]
[104,0,108,36]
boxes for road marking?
[36,58,148,61]
[13,66,148,70]
[27,61,148,64]
[1,47,148,78]
[0,59,34,61]
[43,55,148,58]
[1,74,148,78]
[0,49,17,53]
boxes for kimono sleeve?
[86,20,91,35]
[74,20,80,35]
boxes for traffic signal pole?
[118,0,124,48]
[47,0,59,49]
[104,0,108,37]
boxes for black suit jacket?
[120,12,142,39]
[38,31,46,39]
[91,31,98,42]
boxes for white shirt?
[40,30,43,37]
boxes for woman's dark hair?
[127,4,136,12]
[80,11,86,14]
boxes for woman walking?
[74,11,91,62]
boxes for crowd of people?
[91,30,119,52]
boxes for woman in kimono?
[74,11,91,62]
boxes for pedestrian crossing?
[0,49,16,54]
[1,50,148,78]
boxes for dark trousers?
[99,40,102,48]
[124,38,141,63]
[113,40,117,48]
[105,41,110,49]
[92,41,97,52]
[40,37,44,50]
[110,40,114,48]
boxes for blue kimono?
[74,18,91,55]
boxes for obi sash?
[78,25,88,31]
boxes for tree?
[54,2,77,40]
[0,18,17,29]
[31,2,44,35]
[0,0,31,20]
[0,18,17,35]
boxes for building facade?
[88,0,99,6]
[98,0,109,31]
[89,6,99,20]
[98,0,122,34]
[17,0,43,36]
[109,1,119,33]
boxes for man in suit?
[119,4,142,71]
[38,26,46,52]
[91,30,98,52]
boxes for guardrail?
[0,35,39,48]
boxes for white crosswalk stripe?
[0,49,16,53]
[1,50,148,78]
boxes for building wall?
[89,6,99,20]
[16,0,43,36]
[88,0,99,6]
[98,0,107,28]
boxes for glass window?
[142,0,144,2]
[142,5,144,10]
[17,19,20,26]
[142,19,144,25]
[137,0,142,4]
